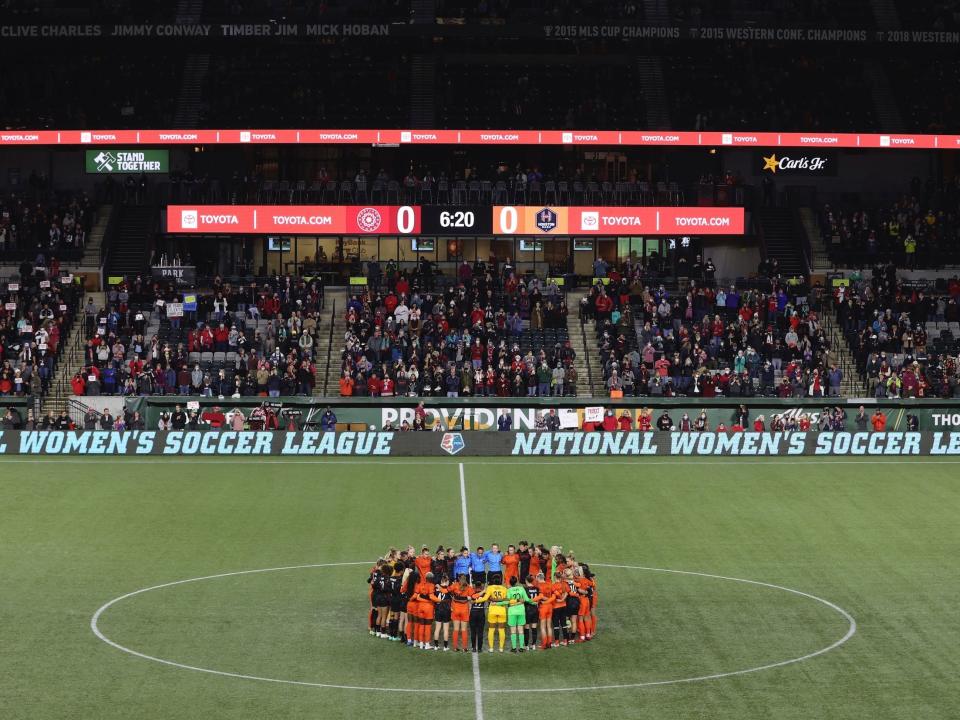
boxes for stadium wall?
[125,397,960,432]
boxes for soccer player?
[483,544,503,583]
[449,574,474,652]
[475,574,509,652]
[432,576,453,650]
[517,540,532,580]
[582,563,598,638]
[523,575,541,650]
[564,568,582,642]
[550,570,570,646]
[573,566,593,641]
[414,572,439,649]
[395,562,414,643]
[529,545,544,579]
[502,545,520,587]
[368,560,389,637]
[453,547,471,580]
[469,546,486,584]
[402,568,420,646]
[468,578,487,652]
[505,577,531,652]
[415,546,433,580]
[385,561,405,640]
[536,572,555,648]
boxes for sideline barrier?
[127,397,960,432]
[4,430,960,456]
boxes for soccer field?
[1,456,957,720]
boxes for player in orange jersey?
[536,572,555,648]
[502,545,520,586]
[448,574,474,652]
[582,563,598,638]
[551,570,570,645]
[529,545,543,579]
[571,567,592,641]
[413,573,439,649]
[415,546,433,580]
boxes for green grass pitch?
[1,456,958,720]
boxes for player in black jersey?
[431,576,454,651]
[517,541,532,581]
[523,575,541,651]
[468,578,487,653]
[384,562,405,641]
[367,560,390,637]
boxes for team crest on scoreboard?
[356,207,383,232]
[535,208,558,233]
[440,432,466,455]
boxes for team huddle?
[368,542,598,653]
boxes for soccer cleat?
[488,647,493,653]
[499,647,504,652]
[443,647,449,652]
[369,630,376,636]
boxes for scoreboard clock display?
[419,206,492,235]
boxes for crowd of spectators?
[0,191,93,263]
[820,180,960,268]
[70,275,322,399]
[192,161,683,208]
[835,263,960,398]
[338,259,576,398]
[582,258,843,399]
[0,258,81,397]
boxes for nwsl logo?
[440,433,465,455]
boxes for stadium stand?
[0,259,81,399]
[0,192,94,264]
[819,179,960,268]
[581,266,842,399]
[69,276,321,397]
[833,266,960,398]
[337,261,577,398]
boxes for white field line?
[460,462,484,720]
[89,562,856,694]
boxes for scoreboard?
[166,205,744,236]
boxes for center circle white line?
[90,562,856,693]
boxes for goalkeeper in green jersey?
[505,576,532,653]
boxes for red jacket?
[601,415,617,431]
[617,415,633,431]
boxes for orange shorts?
[418,601,434,621]
[405,599,418,616]
[538,603,553,620]
[451,604,470,622]
[577,598,590,617]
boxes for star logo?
[762,154,779,173]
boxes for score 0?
[493,206,520,234]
